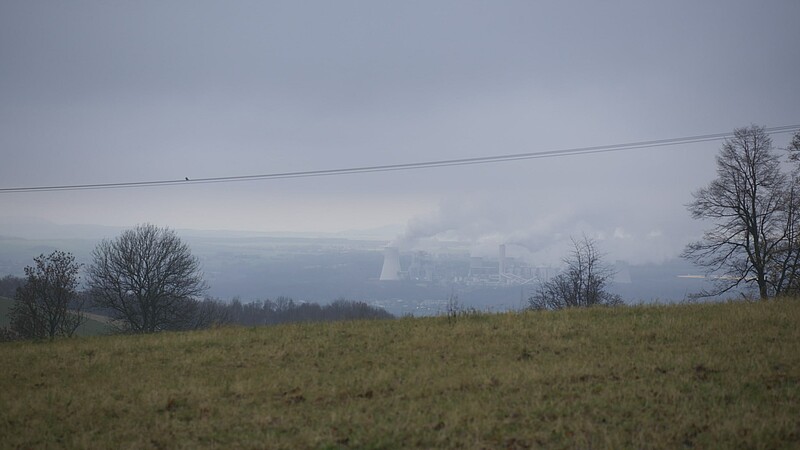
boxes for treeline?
[222,297,394,326]
[92,295,394,330]
[2,272,392,338]
[1,224,397,341]
[0,275,24,298]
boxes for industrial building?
[379,244,547,287]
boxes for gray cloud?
[1,0,798,260]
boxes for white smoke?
[389,195,691,265]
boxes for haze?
[1,1,799,265]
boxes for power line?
[2,124,798,194]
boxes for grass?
[1,300,799,449]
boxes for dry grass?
[2,300,799,449]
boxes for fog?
[1,1,799,291]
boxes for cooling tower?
[379,246,401,281]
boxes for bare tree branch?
[529,235,622,310]
[10,251,84,339]
[683,126,800,299]
[88,224,208,333]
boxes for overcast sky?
[1,1,799,264]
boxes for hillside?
[1,300,799,449]
[0,296,111,337]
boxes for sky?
[1,0,799,265]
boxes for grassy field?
[1,300,799,449]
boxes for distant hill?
[0,296,111,337]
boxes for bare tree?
[88,224,208,333]
[682,125,799,299]
[774,130,800,296]
[10,251,84,339]
[272,296,296,313]
[529,236,622,310]
[787,130,800,164]
[189,298,232,329]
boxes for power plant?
[379,244,547,286]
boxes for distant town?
[379,244,558,287]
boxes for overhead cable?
[1,124,798,193]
